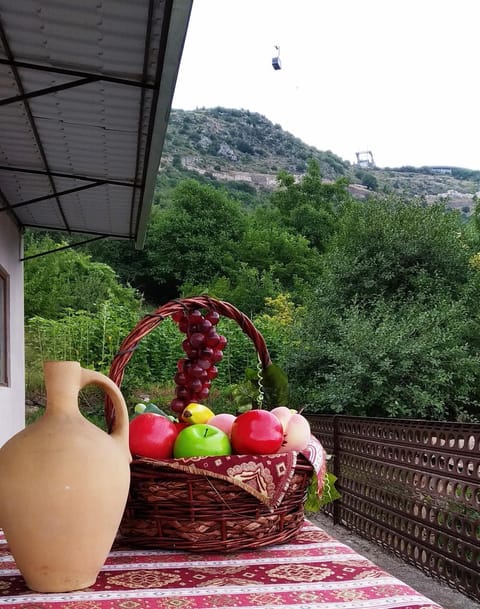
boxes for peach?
[207,413,236,437]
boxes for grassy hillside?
[158,107,480,213]
[157,107,349,201]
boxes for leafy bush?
[23,233,140,319]
[320,197,472,307]
[286,298,480,421]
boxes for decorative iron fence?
[307,415,480,603]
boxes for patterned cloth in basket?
[150,435,326,509]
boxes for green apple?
[173,423,232,458]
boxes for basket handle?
[106,297,272,431]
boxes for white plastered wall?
[0,215,25,447]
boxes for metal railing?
[307,415,480,602]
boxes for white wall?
[0,215,25,447]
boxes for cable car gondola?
[272,45,282,70]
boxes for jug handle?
[79,368,131,459]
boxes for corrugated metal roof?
[0,0,192,248]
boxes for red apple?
[208,413,236,437]
[230,410,284,455]
[129,413,179,459]
[173,424,232,458]
[174,421,188,433]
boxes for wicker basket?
[106,296,314,552]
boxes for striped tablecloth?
[0,521,443,608]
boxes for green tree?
[81,237,150,299]
[143,180,247,301]
[238,206,323,292]
[184,265,282,316]
[269,159,349,251]
[319,197,471,309]
[283,197,480,422]
[86,180,248,305]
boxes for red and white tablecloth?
[0,521,443,609]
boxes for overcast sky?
[172,0,480,170]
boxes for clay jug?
[0,361,131,593]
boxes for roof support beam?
[21,234,110,261]
[0,58,156,90]
[0,165,138,188]
[0,76,98,106]
[129,0,157,239]
[21,224,128,241]
[135,0,193,248]
[0,181,108,213]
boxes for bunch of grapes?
[169,308,227,415]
